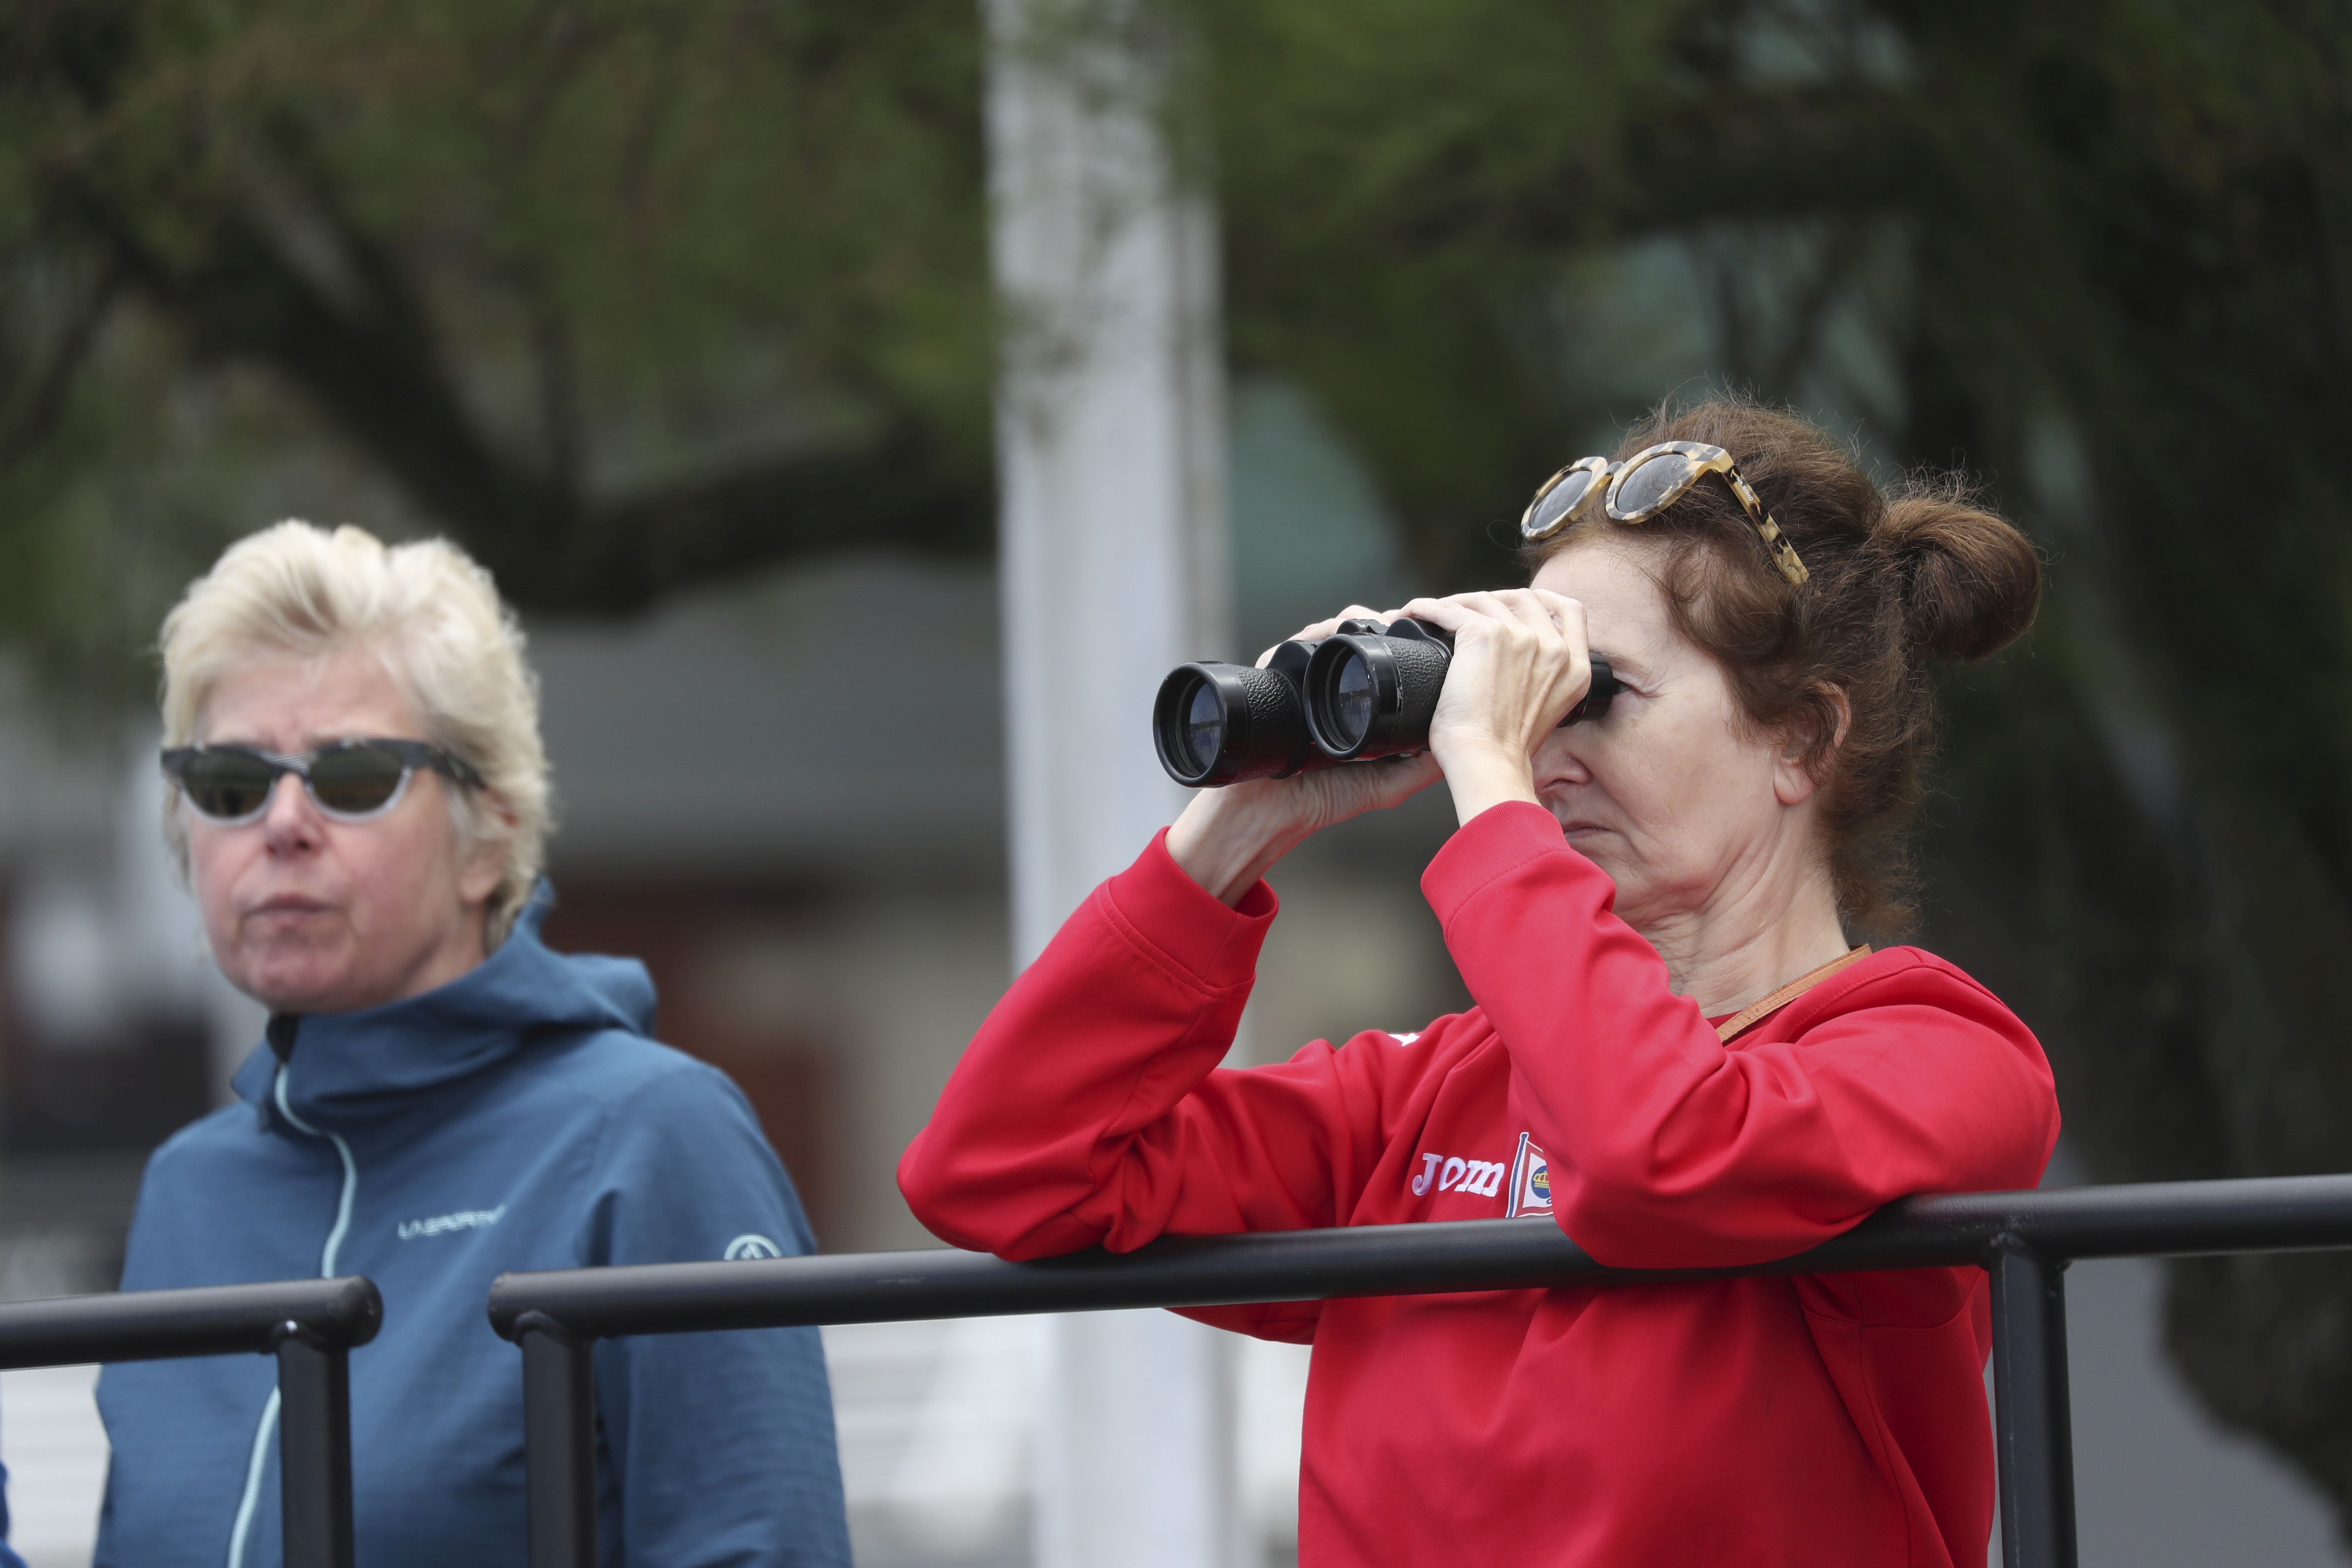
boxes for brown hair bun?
[1877,484,2043,663]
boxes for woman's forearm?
[1166,753,1444,905]
[1434,742,1543,827]
[897,832,1357,1256]
[1165,787,1314,906]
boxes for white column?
[983,2,1238,1566]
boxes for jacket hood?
[230,883,655,1128]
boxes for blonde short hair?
[159,522,553,944]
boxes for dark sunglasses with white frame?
[1520,440,1810,588]
[160,738,484,826]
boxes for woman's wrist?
[1165,788,1313,906]
[1436,742,1540,827]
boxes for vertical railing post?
[275,1327,355,1568]
[1989,1239,2077,1568]
[518,1312,600,1568]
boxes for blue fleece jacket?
[93,891,851,1568]
[0,1458,20,1568]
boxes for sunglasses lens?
[178,757,275,827]
[1526,469,1598,539]
[308,747,408,816]
[179,753,278,821]
[1615,452,1698,519]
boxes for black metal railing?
[488,1173,2352,1568]
[0,1276,381,1568]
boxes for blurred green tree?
[0,0,995,704]
[9,0,2352,1528]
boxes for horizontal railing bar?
[489,1174,2352,1341]
[0,1277,383,1369]
[1841,1173,2352,1264]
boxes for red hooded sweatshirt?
[899,802,2060,1568]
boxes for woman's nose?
[258,772,323,850]
[1532,729,1594,787]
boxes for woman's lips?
[1539,793,1610,837]
[248,895,332,918]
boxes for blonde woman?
[96,524,849,1568]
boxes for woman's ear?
[1773,686,1851,807]
[456,790,520,907]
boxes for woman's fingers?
[1324,603,1388,633]
[1363,750,1444,808]
[1402,595,1523,657]
[1408,594,1555,671]
[1320,750,1441,818]
[1351,591,1591,713]
[1467,588,1580,644]
[1402,584,1602,780]
[1271,603,1392,657]
[1405,590,1561,641]
[1528,588,1586,639]
[1393,600,1453,634]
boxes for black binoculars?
[1153,617,1619,787]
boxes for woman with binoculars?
[902,398,2058,1568]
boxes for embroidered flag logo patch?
[1505,1131,1552,1218]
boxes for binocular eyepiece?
[1153,617,1619,787]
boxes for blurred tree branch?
[0,0,994,690]
[45,152,989,611]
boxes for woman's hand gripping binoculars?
[1152,592,1608,907]
[1154,602,1615,787]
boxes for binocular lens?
[1304,623,1450,762]
[1152,646,1332,787]
[1328,655,1376,751]
[1181,680,1224,774]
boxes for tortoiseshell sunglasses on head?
[1520,441,1809,587]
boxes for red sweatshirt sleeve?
[898,831,1415,1268]
[1424,802,2060,1269]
